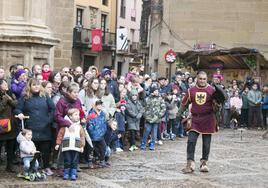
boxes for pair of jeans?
[23,156,39,172]
[187,131,212,161]
[92,139,106,162]
[177,121,185,136]
[223,109,231,127]
[141,123,159,144]
[105,146,111,162]
[63,150,79,169]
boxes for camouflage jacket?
[144,95,166,123]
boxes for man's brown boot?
[200,160,209,172]
[181,160,195,174]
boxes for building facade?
[115,0,143,76]
[72,0,116,73]
[147,0,268,83]
[0,0,74,70]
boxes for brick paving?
[0,129,267,188]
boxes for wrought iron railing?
[73,27,116,50]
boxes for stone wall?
[48,0,75,70]
[0,0,74,71]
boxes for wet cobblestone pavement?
[0,129,268,188]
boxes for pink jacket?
[230,96,242,113]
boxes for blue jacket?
[86,109,107,141]
[262,95,268,109]
[104,126,118,147]
[114,111,125,132]
[14,94,55,141]
[159,84,172,95]
[107,79,120,103]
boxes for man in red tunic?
[178,71,218,173]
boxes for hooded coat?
[125,92,144,130]
[17,132,36,158]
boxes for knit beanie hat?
[150,86,159,94]
[101,68,111,77]
[15,69,26,80]
[119,100,127,111]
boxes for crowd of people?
[0,64,267,180]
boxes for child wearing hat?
[126,89,144,151]
[11,69,27,99]
[86,100,109,168]
[141,86,166,150]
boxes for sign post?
[165,49,177,82]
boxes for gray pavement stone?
[0,129,267,188]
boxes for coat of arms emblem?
[195,92,207,105]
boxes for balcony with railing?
[129,42,140,53]
[73,27,116,50]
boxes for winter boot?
[70,168,77,181]
[149,142,155,150]
[200,160,209,172]
[140,142,146,150]
[99,161,109,168]
[181,160,195,174]
[63,168,70,180]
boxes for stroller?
[15,115,47,181]
[17,151,47,181]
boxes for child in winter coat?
[17,129,39,176]
[11,69,27,99]
[230,90,243,128]
[55,108,85,180]
[141,86,166,150]
[86,100,108,168]
[104,119,118,164]
[126,89,145,152]
[165,92,179,140]
[41,63,52,81]
[114,88,128,152]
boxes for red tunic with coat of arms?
[181,84,217,134]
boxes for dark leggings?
[92,139,106,162]
[34,140,51,168]
[5,139,16,167]
[167,119,177,134]
[129,130,137,146]
[262,109,268,129]
[187,131,211,161]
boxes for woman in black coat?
[0,79,18,172]
[14,78,55,175]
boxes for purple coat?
[54,96,82,128]
[11,79,26,99]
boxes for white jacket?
[17,132,36,158]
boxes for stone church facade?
[0,0,74,70]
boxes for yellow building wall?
[75,0,116,32]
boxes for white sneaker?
[158,140,163,145]
[116,148,123,152]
